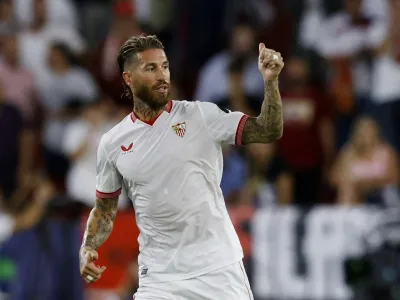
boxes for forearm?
[82,197,118,250]
[242,80,283,144]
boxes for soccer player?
[79,34,284,299]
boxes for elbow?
[275,127,284,140]
[267,126,283,143]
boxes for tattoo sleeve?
[242,80,283,144]
[82,197,119,250]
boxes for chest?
[115,116,213,184]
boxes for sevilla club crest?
[172,122,186,137]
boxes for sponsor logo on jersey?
[121,143,133,153]
[172,122,186,137]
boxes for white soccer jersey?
[96,100,249,284]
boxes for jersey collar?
[130,100,173,126]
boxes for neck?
[133,97,166,121]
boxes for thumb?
[86,251,98,262]
[259,43,265,53]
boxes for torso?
[102,100,243,283]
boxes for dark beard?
[134,83,171,111]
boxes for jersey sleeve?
[96,136,122,199]
[197,101,250,145]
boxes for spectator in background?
[41,42,98,184]
[39,42,98,113]
[0,0,18,36]
[194,21,264,105]
[315,0,387,148]
[0,34,38,125]
[371,0,400,152]
[18,0,86,87]
[88,1,141,107]
[217,55,262,116]
[0,80,34,199]
[63,100,128,209]
[242,143,293,207]
[330,116,398,205]
[220,145,248,205]
[278,57,335,205]
[76,0,114,49]
[13,0,78,30]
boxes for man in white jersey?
[79,34,284,299]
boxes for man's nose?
[155,68,168,81]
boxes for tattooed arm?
[242,43,284,145]
[242,80,283,144]
[82,196,118,250]
[79,196,118,283]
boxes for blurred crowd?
[0,0,399,299]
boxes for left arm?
[242,79,283,144]
[242,43,285,144]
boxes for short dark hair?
[117,34,164,102]
[117,34,164,74]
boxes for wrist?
[81,244,95,251]
[263,77,279,83]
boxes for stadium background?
[0,0,399,299]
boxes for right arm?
[79,196,118,283]
[80,135,122,283]
[79,196,119,283]
[81,196,119,251]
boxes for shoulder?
[99,114,133,152]
[173,100,228,117]
[171,100,201,115]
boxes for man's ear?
[122,71,134,89]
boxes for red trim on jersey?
[130,100,173,125]
[235,115,250,145]
[96,188,122,199]
[165,100,173,113]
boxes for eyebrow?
[143,60,169,68]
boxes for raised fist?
[258,43,284,81]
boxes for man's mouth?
[155,84,168,91]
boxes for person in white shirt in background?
[13,0,78,30]
[63,100,129,209]
[371,0,400,152]
[309,0,388,148]
[194,21,264,105]
[17,0,86,89]
[315,0,387,105]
